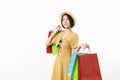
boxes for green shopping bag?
[73,56,78,80]
[51,31,60,55]
[52,44,57,55]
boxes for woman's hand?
[80,43,89,49]
[46,25,62,47]
[77,43,90,52]
[55,25,62,32]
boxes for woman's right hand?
[55,25,62,32]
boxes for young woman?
[46,12,79,80]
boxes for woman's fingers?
[80,43,89,49]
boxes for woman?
[46,12,79,80]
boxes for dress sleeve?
[70,33,79,49]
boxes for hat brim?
[59,12,76,26]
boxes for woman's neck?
[64,28,72,34]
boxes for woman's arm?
[71,46,81,55]
[45,25,61,47]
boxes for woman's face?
[62,15,71,28]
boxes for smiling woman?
[45,11,79,80]
[0,0,120,80]
[60,12,76,29]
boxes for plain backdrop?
[0,0,120,80]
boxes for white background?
[0,0,120,80]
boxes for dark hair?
[61,14,75,28]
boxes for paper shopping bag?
[78,54,102,80]
[67,52,79,78]
[52,44,57,55]
[73,56,78,80]
[46,31,52,53]
[51,31,60,55]
[46,30,60,55]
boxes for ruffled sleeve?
[70,33,79,49]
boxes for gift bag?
[46,30,60,55]
[46,31,52,53]
[67,52,79,78]
[52,44,57,55]
[78,53,102,80]
[73,56,78,80]
[67,49,89,79]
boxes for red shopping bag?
[46,30,61,54]
[46,31,52,53]
[78,54,102,80]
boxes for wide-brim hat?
[59,11,76,26]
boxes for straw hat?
[59,12,76,26]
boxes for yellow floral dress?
[51,31,79,80]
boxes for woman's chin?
[64,26,70,28]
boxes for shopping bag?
[78,53,102,80]
[51,31,60,55]
[46,30,60,55]
[67,52,84,79]
[52,44,57,55]
[72,52,86,80]
[46,31,52,53]
[73,56,78,80]
[67,44,92,79]
[67,52,79,78]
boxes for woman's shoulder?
[56,31,62,37]
[67,32,78,40]
[72,32,78,37]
